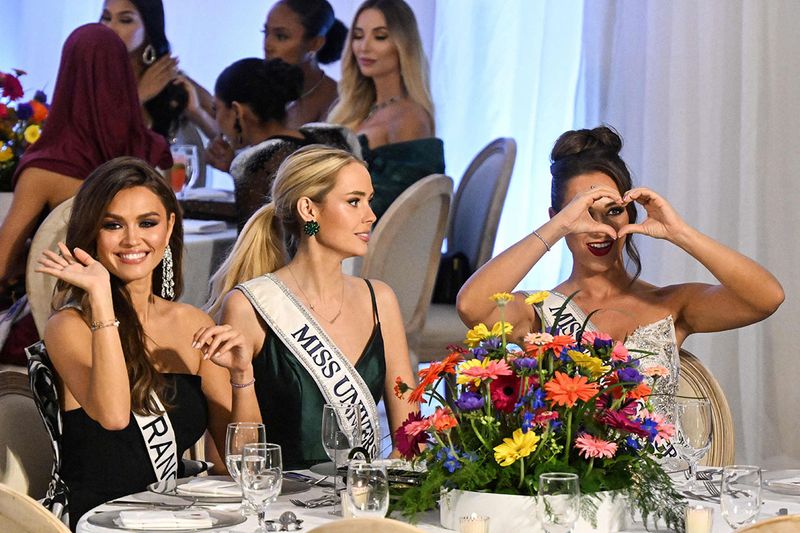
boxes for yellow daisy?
[23,124,41,144]
[524,291,550,306]
[493,428,540,467]
[568,350,610,378]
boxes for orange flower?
[29,99,48,123]
[430,407,458,432]
[627,382,652,400]
[394,376,410,399]
[544,371,599,407]
[525,333,575,358]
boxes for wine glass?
[346,460,390,518]
[169,144,199,197]
[241,443,283,533]
[721,465,762,529]
[539,473,580,533]
[674,398,713,491]
[226,422,266,514]
[321,403,362,515]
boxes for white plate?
[763,469,800,496]
[148,475,308,502]
[87,510,245,531]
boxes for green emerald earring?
[303,220,320,236]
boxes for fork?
[290,496,336,508]
[704,480,720,497]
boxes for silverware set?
[289,494,338,508]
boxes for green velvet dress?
[252,280,386,470]
[358,135,445,221]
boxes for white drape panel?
[575,0,800,466]
[430,0,583,289]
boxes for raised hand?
[205,135,235,172]
[617,187,688,240]
[35,242,110,295]
[192,324,252,375]
[172,75,199,116]
[139,54,179,103]
[552,185,623,240]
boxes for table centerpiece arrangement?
[392,292,685,532]
[1,69,49,192]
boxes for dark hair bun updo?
[551,126,623,162]
[215,58,304,124]
[549,125,642,280]
[281,0,347,64]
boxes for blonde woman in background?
[205,145,417,468]
[327,0,444,221]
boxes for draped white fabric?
[430,0,584,289]
[575,0,800,466]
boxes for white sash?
[238,274,380,458]
[528,290,597,336]
[133,393,179,481]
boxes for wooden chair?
[309,517,425,533]
[0,371,54,499]
[738,515,800,532]
[0,483,69,533]
[415,138,517,362]
[26,197,74,337]
[678,348,735,466]
[360,174,452,366]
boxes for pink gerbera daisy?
[611,341,630,362]
[575,433,618,459]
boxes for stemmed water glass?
[674,398,713,490]
[169,144,199,197]
[225,422,266,514]
[539,473,580,533]
[321,403,362,515]
[721,465,762,529]
[346,460,390,518]
[241,443,283,533]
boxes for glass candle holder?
[685,504,713,533]
[460,513,490,533]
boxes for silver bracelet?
[230,377,255,389]
[90,318,120,331]
[532,230,551,252]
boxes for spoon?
[279,511,303,530]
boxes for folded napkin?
[181,187,234,201]
[183,218,229,234]
[118,510,213,530]
[175,478,241,497]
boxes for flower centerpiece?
[0,69,49,191]
[393,292,685,531]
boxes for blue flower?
[625,436,641,450]
[483,338,501,350]
[513,357,537,371]
[437,447,463,473]
[471,347,488,360]
[594,338,614,350]
[617,367,644,384]
[16,102,32,121]
[455,391,484,412]
[640,418,659,442]
[522,411,535,433]
[531,388,545,409]
[33,90,47,104]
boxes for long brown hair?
[53,156,183,415]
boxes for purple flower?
[455,391,484,412]
[513,357,537,370]
[522,411,534,433]
[33,90,47,103]
[617,367,644,384]
[471,347,488,360]
[16,102,32,121]
[483,338,501,350]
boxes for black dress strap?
[364,279,380,326]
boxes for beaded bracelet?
[532,229,551,252]
[90,318,120,331]
[230,377,256,389]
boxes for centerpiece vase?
[440,488,628,533]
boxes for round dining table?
[76,469,800,532]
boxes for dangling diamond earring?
[142,44,157,65]
[161,245,174,299]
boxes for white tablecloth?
[180,224,237,308]
[75,470,800,533]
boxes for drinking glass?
[539,472,580,533]
[321,403,362,514]
[225,422,266,514]
[241,443,283,533]
[674,398,712,490]
[346,460,389,518]
[169,144,199,196]
[721,465,762,529]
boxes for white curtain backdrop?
[575,0,800,466]
[430,0,584,289]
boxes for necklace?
[366,95,402,120]
[286,265,345,324]
[299,71,325,100]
